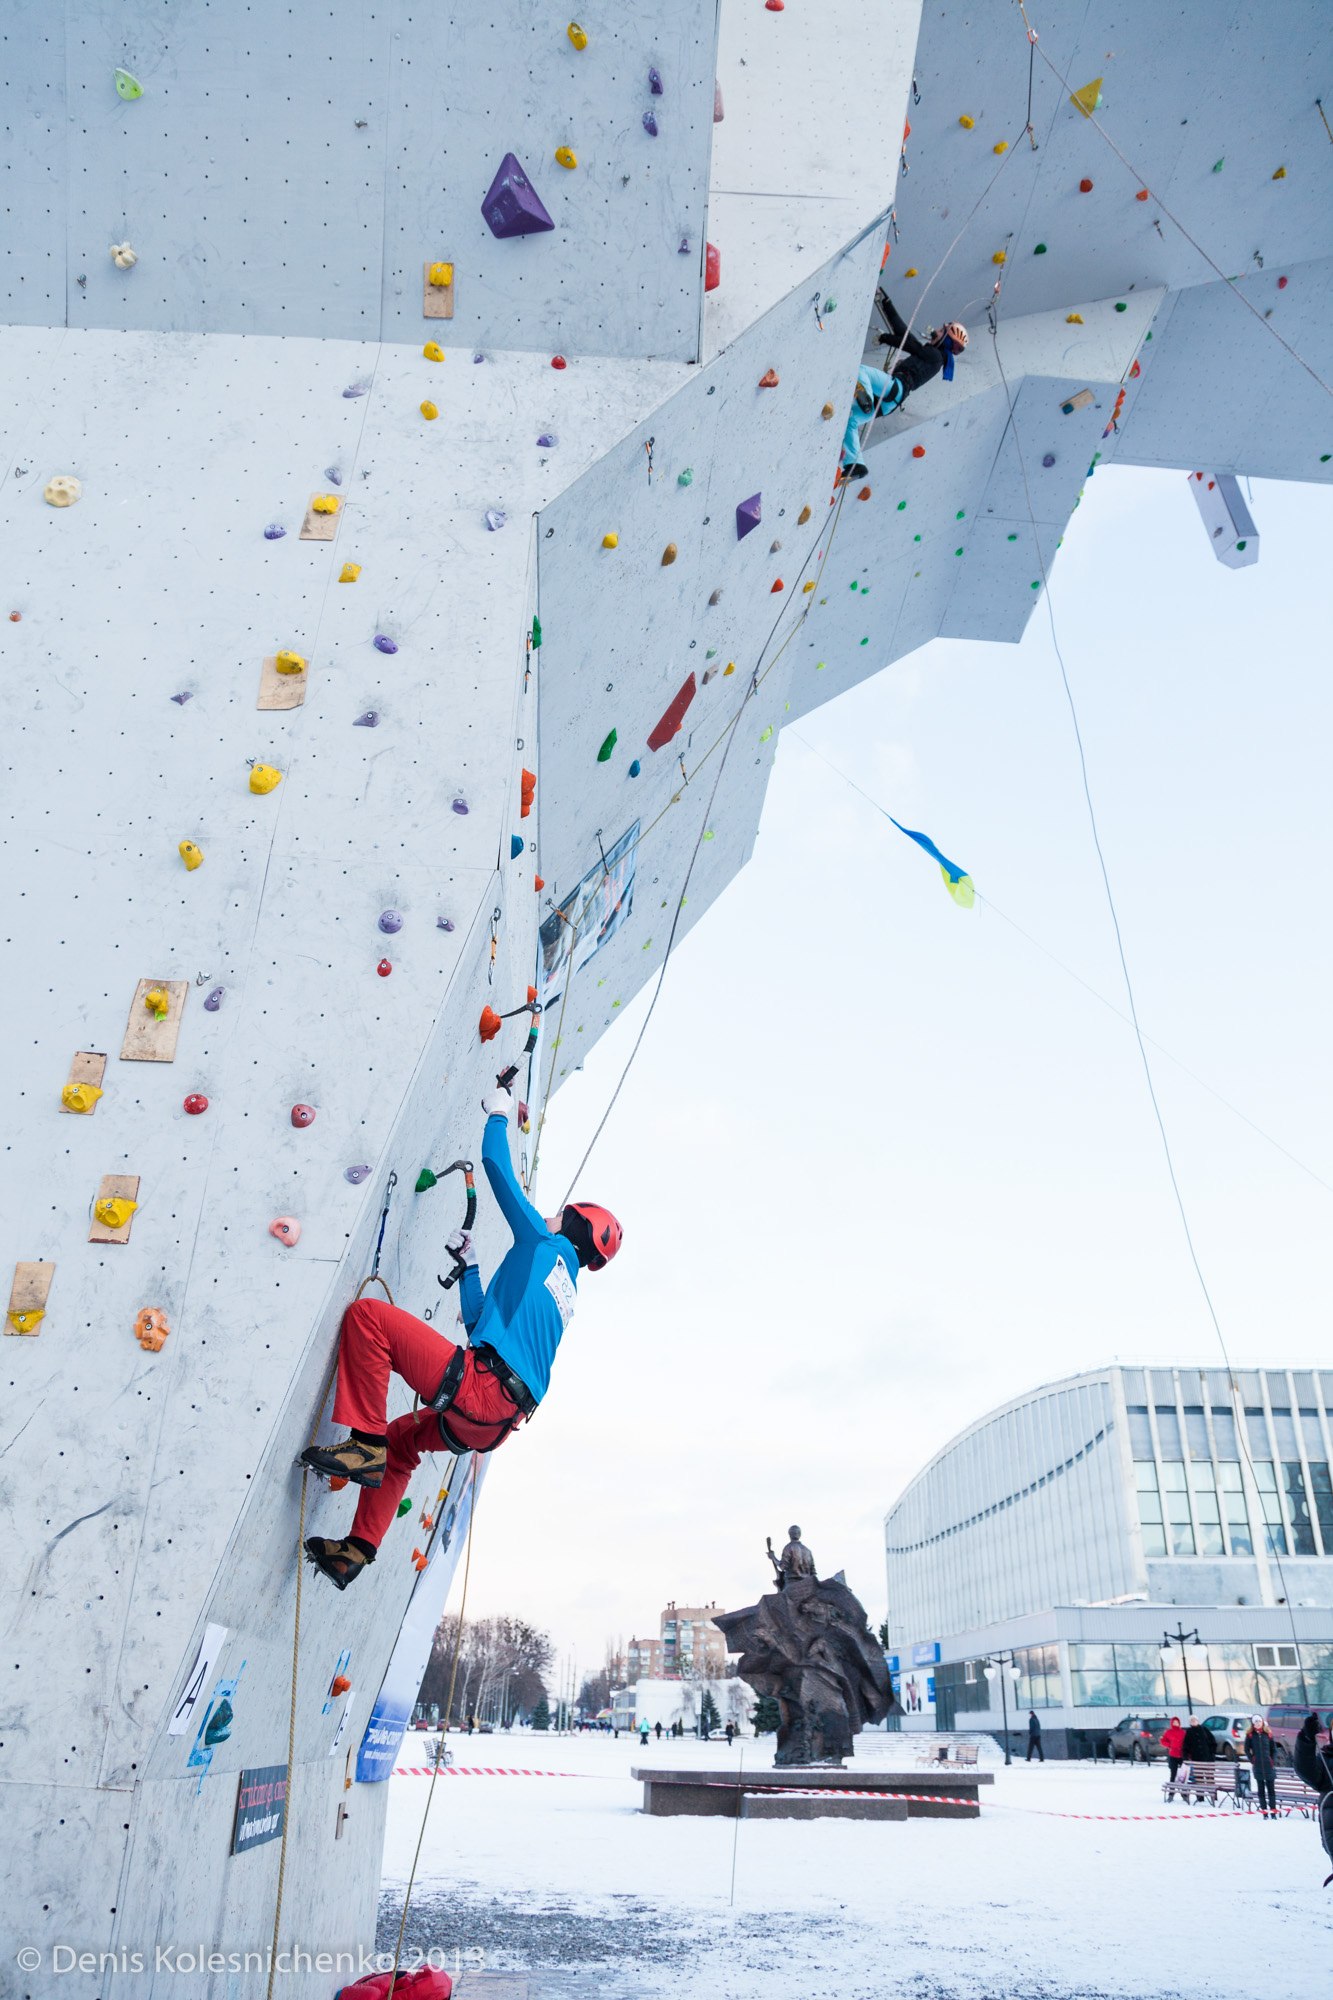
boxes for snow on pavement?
[379,1729,1332,1999]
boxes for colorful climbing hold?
[184,1094,209,1116]
[479,1005,502,1043]
[264,523,286,540]
[291,1104,317,1129]
[420,400,439,420]
[1114,301,1128,312]
[1066,313,1084,324]
[797,505,812,524]
[378,910,403,934]
[452,797,469,815]
[481,152,555,238]
[602,531,618,549]
[821,402,834,420]
[376,958,393,978]
[736,493,762,539]
[567,21,587,49]
[642,111,658,137]
[422,341,443,361]
[1212,159,1224,173]
[203,987,225,1012]
[44,476,81,508]
[911,445,925,459]
[1136,188,1149,201]
[661,542,678,566]
[312,494,340,514]
[758,368,779,388]
[705,242,720,291]
[551,354,567,369]
[485,509,507,531]
[276,649,306,674]
[555,146,577,169]
[113,67,143,101]
[135,1308,170,1353]
[95,1195,138,1230]
[61,1082,103,1114]
[270,1216,301,1246]
[428,262,454,288]
[770,577,785,592]
[1272,165,1286,179]
[802,581,815,594]
[857,488,871,501]
[1033,242,1047,255]
[628,759,641,777]
[353,710,379,728]
[339,563,361,582]
[597,729,618,763]
[678,467,693,486]
[1042,453,1056,467]
[648,66,663,94]
[1277,275,1289,289]
[958,114,975,129]
[178,840,203,871]
[1069,78,1102,117]
[992,144,1007,156]
[647,673,697,751]
[993,249,1007,265]
[345,1165,371,1184]
[1078,178,1094,193]
[759,726,773,742]
[723,662,735,676]
[903,268,918,278]
[510,834,523,859]
[249,763,282,795]
[397,1498,414,1518]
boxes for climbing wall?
[3,3,1333,1995]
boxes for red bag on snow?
[336,1970,452,2000]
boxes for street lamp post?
[1160,1625,1201,1712]
[984,1651,1022,1766]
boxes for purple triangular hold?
[481,152,555,239]
[736,493,762,539]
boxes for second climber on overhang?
[300,1087,621,1589]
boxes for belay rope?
[265,1173,399,2000]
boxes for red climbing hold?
[770,577,785,592]
[291,1103,316,1128]
[183,1093,209,1116]
[520,767,536,817]
[758,368,779,388]
[1277,275,1288,289]
[858,487,872,501]
[329,1476,349,1491]
[7,611,19,623]
[1129,359,1141,378]
[766,0,785,10]
[533,874,545,892]
[479,1005,503,1042]
[705,242,720,291]
[377,958,393,977]
[1135,188,1149,201]
[551,355,567,370]
[647,673,698,752]
[911,445,926,459]
[1079,178,1094,193]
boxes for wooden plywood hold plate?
[60,1050,107,1112]
[121,979,189,1063]
[258,654,309,710]
[7,1261,55,1336]
[422,260,455,320]
[89,1173,141,1245]
[300,496,341,542]
[1060,387,1096,413]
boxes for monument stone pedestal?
[632,1766,992,1821]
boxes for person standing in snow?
[1181,1716,1216,1799]
[654,1720,663,1741]
[1160,1716,1185,1795]
[1293,1712,1333,1882]
[639,1718,651,1749]
[725,1721,736,1748]
[1244,1715,1278,1818]
[1026,1710,1044,1762]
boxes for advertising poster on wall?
[355,1458,485,1783]
[539,821,638,1005]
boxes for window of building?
[1014,1643,1061,1710]
[1309,1464,1333,1555]
[1211,1406,1239,1457]
[1135,1461,1167,1557]
[1301,1409,1327,1459]
[1245,1407,1271,1458]
[1113,1642,1167,1706]
[1283,1463,1317,1555]
[1126,1405,1153,1458]
[1208,1642,1259,1708]
[1271,1407,1300,1459]
[1155,1406,1184,1460]
[1183,1405,1210,1459]
[1301,1644,1333,1704]
[964,1660,977,1684]
[1217,1461,1253,1555]
[1254,1642,1306,1704]
[1068,1643,1117,1707]
[1252,1461,1288,1555]
[1189,1461,1225,1556]
[1160,1459,1195,1555]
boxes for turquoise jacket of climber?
[457,1112,579,1402]
[842,365,905,467]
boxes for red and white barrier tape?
[393,1765,577,1778]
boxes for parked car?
[1196,1712,1252,1760]
[1264,1704,1332,1767]
[1107,1716,1172,1762]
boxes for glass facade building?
[884,1367,1333,1751]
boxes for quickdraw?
[370,1171,397,1280]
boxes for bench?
[1162,1761,1321,1816]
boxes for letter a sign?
[168,1623,229,1735]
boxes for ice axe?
[765,1535,787,1590]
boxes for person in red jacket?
[1160,1716,1186,1796]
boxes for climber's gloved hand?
[481,1089,513,1120]
[446,1230,477,1268]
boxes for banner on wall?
[355,1459,485,1783]
[539,821,638,1005]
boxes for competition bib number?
[544,1257,577,1330]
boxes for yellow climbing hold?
[1066,313,1084,324]
[992,249,1007,265]
[821,403,835,420]
[993,142,1008,155]
[1272,165,1287,179]
[249,763,283,795]
[144,988,170,1019]
[661,542,677,566]
[420,400,439,420]
[339,562,361,583]
[567,21,587,49]
[275,649,306,675]
[723,661,735,676]
[178,840,204,871]
[802,580,816,594]
[759,726,773,742]
[958,114,975,129]
[94,1196,138,1230]
[1070,78,1103,117]
[555,146,577,170]
[428,262,454,288]
[422,340,444,361]
[797,505,812,524]
[8,1309,43,1333]
[61,1082,103,1114]
[312,494,340,515]
[601,532,618,549]
[903,267,918,277]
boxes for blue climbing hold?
[628,759,641,778]
[510,834,524,859]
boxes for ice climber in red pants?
[302,1086,621,1588]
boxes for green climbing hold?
[1034,243,1047,255]
[913,534,921,543]
[597,728,618,762]
[859,637,869,646]
[897,500,907,511]
[1321,453,1331,463]
[759,726,773,743]
[816,661,826,670]
[824,296,838,312]
[702,829,715,841]
[1235,539,1247,550]
[678,468,693,486]
[114,67,143,100]
[1030,580,1040,590]
[397,1497,413,1517]
[955,509,965,519]
[1212,158,1224,173]
[705,648,717,658]
[849,580,857,590]
[414,1167,439,1193]
[954,546,964,557]
[1114,301,1127,312]
[531,616,542,648]
[1007,533,1018,542]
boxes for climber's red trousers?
[331,1297,521,1548]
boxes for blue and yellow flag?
[887,817,975,908]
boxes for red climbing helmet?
[936,321,968,354]
[562,1202,622,1270]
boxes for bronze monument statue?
[717,1529,898,1766]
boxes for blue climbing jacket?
[457,1114,578,1404]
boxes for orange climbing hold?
[330,1674,352,1697]
[520,768,536,817]
[1136,188,1149,201]
[479,1005,503,1043]
[134,1307,170,1353]
[411,1548,429,1572]
[533,875,545,892]
[770,577,784,592]
[329,1476,349,1491]
[911,445,925,459]
[797,505,811,524]
[758,369,779,388]
[1079,178,1094,193]
[821,403,835,420]
[858,487,872,501]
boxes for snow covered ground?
[379,1729,1331,1999]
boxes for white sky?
[466,465,1333,1688]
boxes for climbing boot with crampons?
[299,1435,386,1487]
[305,1535,375,1590]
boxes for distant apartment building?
[626,1635,664,1680]
[661,1601,728,1676]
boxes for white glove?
[481,1089,512,1120]
[446,1230,477,1267]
